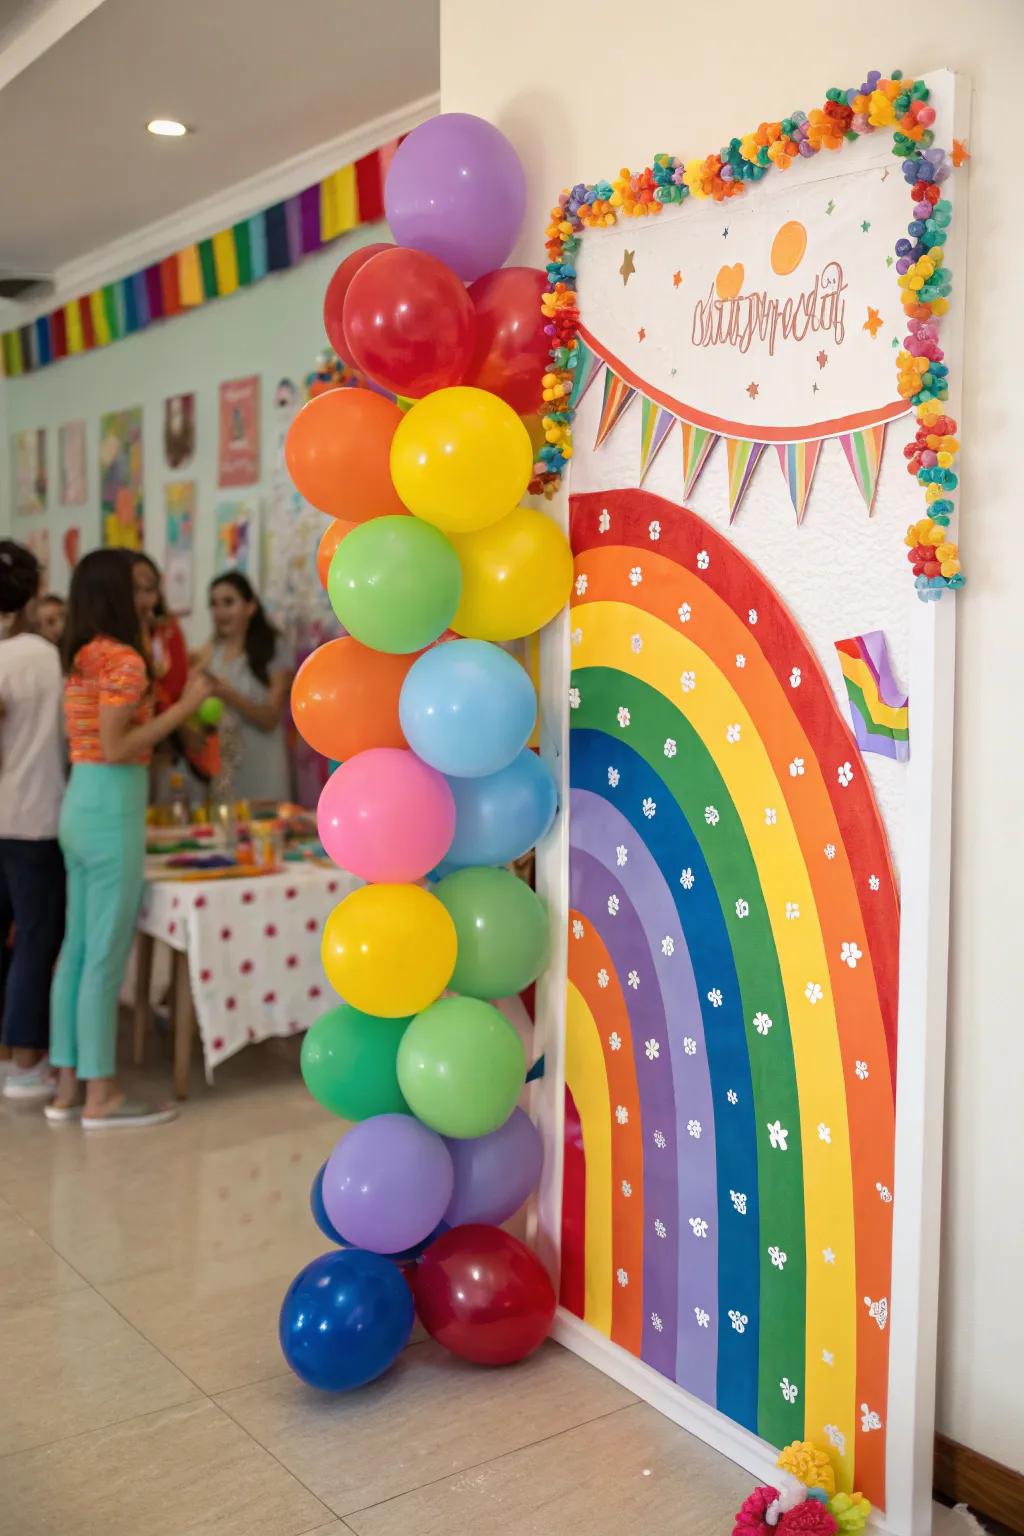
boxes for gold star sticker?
[619,250,636,285]
[863,306,883,339]
[672,270,682,289]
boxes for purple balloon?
[443,1107,543,1227]
[323,1114,454,1255]
[384,113,526,283]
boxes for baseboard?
[934,1435,1024,1533]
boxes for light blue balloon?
[445,749,557,867]
[399,639,536,778]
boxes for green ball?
[327,514,461,654]
[397,996,525,1139]
[197,696,223,726]
[300,1003,411,1121]
[435,866,549,1000]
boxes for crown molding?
[0,0,109,92]
[6,90,438,330]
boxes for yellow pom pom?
[775,1441,836,1496]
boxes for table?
[133,863,359,1097]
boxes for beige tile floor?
[0,1031,755,1534]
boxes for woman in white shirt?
[0,541,66,1101]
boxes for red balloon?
[343,248,476,399]
[466,267,550,414]
[413,1224,555,1365]
[323,242,392,364]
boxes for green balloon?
[300,1004,411,1121]
[197,696,223,726]
[327,515,461,654]
[397,996,525,1139]
[436,866,549,1000]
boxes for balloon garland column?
[278,114,572,1391]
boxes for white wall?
[440,0,1024,1473]
[0,222,385,642]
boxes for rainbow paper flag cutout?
[839,424,887,513]
[726,438,765,522]
[569,339,602,410]
[776,439,823,524]
[681,423,718,499]
[638,400,677,485]
[835,630,909,761]
[594,368,637,449]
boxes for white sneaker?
[2,1060,57,1102]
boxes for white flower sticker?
[764,807,777,826]
[663,737,677,758]
[575,573,588,596]
[648,520,661,541]
[789,667,802,688]
[678,602,692,623]
[840,940,862,968]
[597,969,610,990]
[642,796,657,819]
[571,919,584,940]
[726,723,741,744]
[568,686,581,710]
[651,1311,664,1332]
[748,608,758,625]
[789,757,805,777]
[615,1105,629,1125]
[630,632,643,654]
[730,1190,748,1215]
[823,1248,836,1264]
[695,1307,711,1328]
[689,1217,709,1239]
[681,670,696,693]
[805,981,824,1005]
[753,1012,773,1036]
[598,509,611,533]
[687,1118,702,1139]
[680,868,695,890]
[824,843,836,860]
[769,1245,787,1270]
[570,626,583,646]
[683,1036,697,1056]
[627,969,640,990]
[736,653,747,668]
[696,550,710,570]
[822,1349,834,1366]
[615,844,628,867]
[825,1425,846,1456]
[628,565,643,587]
[621,1179,632,1197]
[707,988,723,1008]
[780,1377,799,1404]
[727,1089,739,1104]
[616,706,631,729]
[704,805,720,826]
[855,1060,869,1080]
[837,761,854,787]
[653,1129,667,1149]
[869,874,880,891]
[661,935,675,957]
[818,1123,832,1144]
[607,893,619,916]
[608,1031,621,1051]
[767,1120,789,1151]
[616,1267,629,1287]
[653,1218,667,1239]
[785,901,800,921]
[728,1309,749,1334]
[644,1038,660,1061]
[861,1403,883,1432]
[864,1295,889,1331]
[608,767,620,788]
[876,1182,893,1203]
[735,898,750,918]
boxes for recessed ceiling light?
[147,119,189,138]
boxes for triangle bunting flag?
[593,367,638,450]
[568,338,601,410]
[680,422,718,499]
[726,438,765,523]
[839,424,887,513]
[638,399,677,485]
[776,440,824,524]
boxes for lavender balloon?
[384,113,526,282]
[323,1114,454,1255]
[443,1108,543,1227]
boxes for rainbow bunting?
[680,422,718,500]
[569,338,602,410]
[835,631,909,761]
[594,367,637,450]
[776,439,823,524]
[725,437,765,522]
[638,399,677,485]
[839,424,887,513]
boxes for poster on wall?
[13,429,47,514]
[58,421,87,506]
[217,376,260,486]
[100,407,144,549]
[164,481,196,615]
[551,71,964,1535]
[215,500,256,576]
[163,393,196,471]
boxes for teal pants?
[50,764,148,1080]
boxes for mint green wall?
[0,222,384,641]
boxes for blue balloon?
[279,1249,414,1391]
[399,639,536,778]
[445,748,558,867]
[310,1163,442,1261]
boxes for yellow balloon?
[451,506,574,642]
[321,884,457,1017]
[390,386,533,534]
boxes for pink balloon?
[317,748,455,883]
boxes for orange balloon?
[290,637,416,760]
[316,519,355,588]
[285,389,407,522]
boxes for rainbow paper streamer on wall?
[594,369,637,449]
[835,632,909,762]
[726,437,765,522]
[776,440,823,524]
[839,426,887,513]
[681,423,718,499]
[638,400,677,485]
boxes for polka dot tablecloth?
[138,864,360,1079]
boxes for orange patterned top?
[65,637,153,765]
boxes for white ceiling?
[0,0,439,279]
